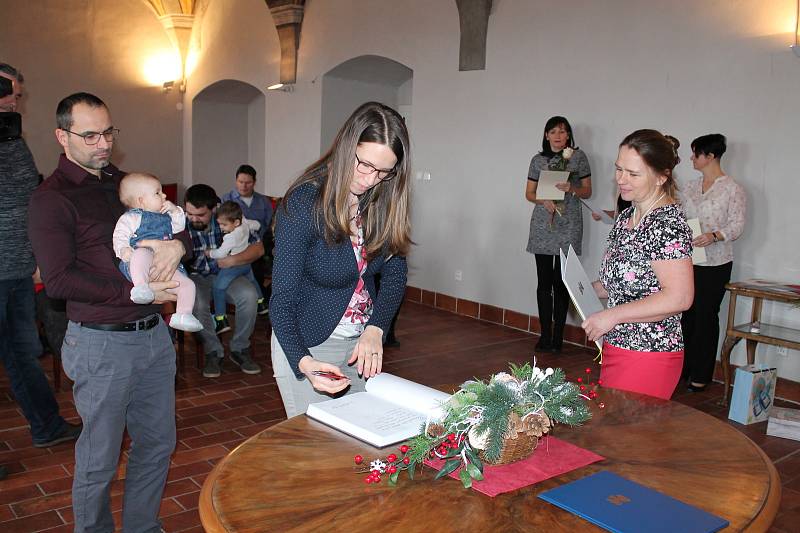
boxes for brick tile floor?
[0,302,797,531]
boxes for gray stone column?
[265,0,306,84]
[455,0,493,71]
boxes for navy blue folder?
[538,471,729,533]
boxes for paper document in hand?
[536,170,570,200]
[560,245,605,350]
[686,218,707,265]
[305,373,451,448]
[578,198,614,225]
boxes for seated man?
[221,164,273,303]
[182,184,263,378]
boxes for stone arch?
[320,55,413,153]
[192,80,266,197]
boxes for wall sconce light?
[162,80,187,94]
[267,83,294,92]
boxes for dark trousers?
[251,256,271,300]
[534,254,569,342]
[35,290,67,357]
[0,277,67,443]
[681,262,733,384]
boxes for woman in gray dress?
[525,116,592,351]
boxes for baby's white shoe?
[130,285,155,304]
[169,313,204,332]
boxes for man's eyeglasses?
[62,127,120,146]
[355,153,397,181]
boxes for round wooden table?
[200,388,780,532]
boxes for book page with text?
[365,373,451,419]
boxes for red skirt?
[600,342,684,400]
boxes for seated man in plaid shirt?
[182,184,263,378]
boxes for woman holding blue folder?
[583,130,694,400]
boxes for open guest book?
[538,470,729,533]
[305,373,451,448]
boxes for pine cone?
[426,423,446,438]
[523,412,551,437]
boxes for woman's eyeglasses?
[355,153,396,181]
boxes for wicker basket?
[479,411,552,465]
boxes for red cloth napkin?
[424,435,604,497]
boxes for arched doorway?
[192,80,266,197]
[321,55,413,153]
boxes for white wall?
[181,0,281,196]
[248,96,266,185]
[4,0,799,380]
[191,100,250,196]
[321,77,400,152]
[0,0,183,180]
[190,79,266,198]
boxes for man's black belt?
[81,314,160,332]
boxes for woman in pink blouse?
[678,134,746,392]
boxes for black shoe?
[551,337,563,353]
[33,423,82,448]
[214,315,232,335]
[687,382,708,393]
[535,336,553,352]
[257,299,269,316]
[230,348,262,375]
[203,352,222,378]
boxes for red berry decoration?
[585,368,591,374]
[354,455,363,465]
[400,445,409,453]
[402,457,410,464]
[598,379,603,385]
[387,454,397,463]
[577,377,583,383]
[579,385,586,391]
[447,433,456,442]
[365,476,373,484]
[388,465,397,474]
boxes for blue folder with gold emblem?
[538,471,729,533]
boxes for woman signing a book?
[270,102,412,417]
[582,130,694,400]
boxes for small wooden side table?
[719,280,800,406]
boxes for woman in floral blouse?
[525,116,592,352]
[582,130,694,400]
[678,134,746,392]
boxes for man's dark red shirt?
[28,154,161,323]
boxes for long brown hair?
[280,101,412,259]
